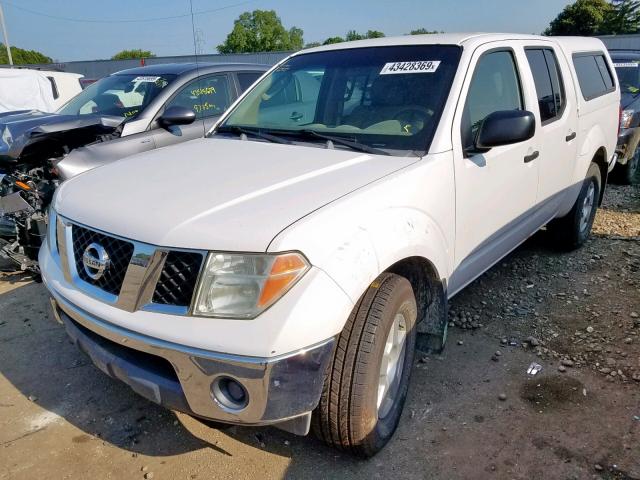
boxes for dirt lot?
[0,183,638,480]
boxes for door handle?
[565,132,576,142]
[140,138,152,144]
[524,151,539,163]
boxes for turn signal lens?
[193,252,310,319]
[258,253,309,308]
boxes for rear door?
[152,73,234,148]
[449,45,541,294]
[521,42,579,215]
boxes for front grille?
[72,225,134,296]
[152,251,203,307]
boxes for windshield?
[58,73,176,119]
[219,45,462,155]
[613,58,640,94]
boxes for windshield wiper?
[217,125,291,145]
[297,129,390,156]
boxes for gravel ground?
[0,182,638,480]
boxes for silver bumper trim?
[48,287,335,428]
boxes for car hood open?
[55,137,418,252]
[0,110,122,164]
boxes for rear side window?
[525,48,565,123]
[461,50,523,153]
[237,72,263,92]
[573,53,615,100]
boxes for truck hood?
[55,137,417,251]
[0,110,122,164]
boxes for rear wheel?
[312,273,417,457]
[547,162,601,250]
[613,148,639,185]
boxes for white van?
[41,33,619,456]
[0,68,83,112]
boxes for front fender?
[310,207,450,305]
[268,154,455,307]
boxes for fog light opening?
[211,376,249,411]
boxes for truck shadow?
[0,280,230,457]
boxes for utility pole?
[0,2,12,66]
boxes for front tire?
[312,273,417,457]
[547,162,601,250]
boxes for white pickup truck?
[40,33,619,456]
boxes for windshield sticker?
[613,62,639,68]
[133,76,161,83]
[380,61,441,75]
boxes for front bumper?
[616,126,640,165]
[49,291,335,435]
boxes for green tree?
[345,30,365,41]
[111,49,155,60]
[544,0,613,35]
[409,28,440,35]
[603,0,640,33]
[322,36,345,45]
[304,42,322,49]
[365,30,385,38]
[0,44,52,65]
[217,10,304,53]
[345,30,385,41]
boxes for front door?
[449,47,540,295]
[152,73,233,148]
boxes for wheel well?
[386,256,441,325]
[592,147,608,205]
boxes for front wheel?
[547,162,601,250]
[312,273,417,457]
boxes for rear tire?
[613,148,639,185]
[312,273,417,457]
[547,162,601,251]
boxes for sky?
[1,0,575,62]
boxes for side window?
[166,74,231,119]
[573,53,615,100]
[461,50,523,153]
[525,48,566,123]
[237,72,263,92]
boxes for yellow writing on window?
[123,109,140,118]
[191,86,217,97]
[193,102,218,113]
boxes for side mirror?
[158,106,196,127]
[476,110,535,149]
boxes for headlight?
[1,126,12,147]
[621,109,634,129]
[193,252,310,319]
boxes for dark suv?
[610,50,640,183]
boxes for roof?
[299,33,607,54]
[113,62,270,76]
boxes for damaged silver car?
[0,63,268,273]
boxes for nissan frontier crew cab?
[40,34,619,457]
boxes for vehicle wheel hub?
[579,182,595,233]
[377,312,407,419]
